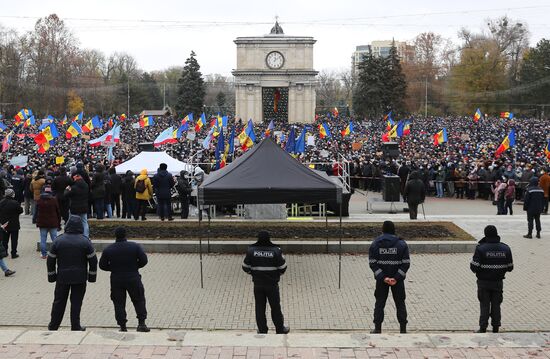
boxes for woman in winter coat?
[493,179,507,215]
[134,169,153,221]
[36,186,61,258]
[504,179,516,215]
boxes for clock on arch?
[266,51,284,69]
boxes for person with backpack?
[134,169,153,221]
[36,186,61,259]
[176,170,192,219]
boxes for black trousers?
[157,198,172,219]
[527,213,542,234]
[505,198,514,215]
[407,202,418,220]
[180,195,190,219]
[110,276,147,326]
[57,197,70,223]
[134,199,148,220]
[2,230,19,256]
[253,284,285,333]
[373,279,407,325]
[111,193,121,218]
[477,280,503,329]
[49,282,87,329]
[544,197,549,214]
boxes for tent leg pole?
[338,201,342,290]
[199,213,204,289]
[207,208,211,254]
[325,207,329,254]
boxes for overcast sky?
[1,0,548,76]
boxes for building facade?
[351,40,415,76]
[233,22,318,124]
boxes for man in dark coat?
[0,189,23,258]
[121,171,136,219]
[64,174,90,238]
[523,177,545,238]
[369,221,410,334]
[36,186,61,258]
[242,231,290,334]
[90,165,106,219]
[10,169,25,203]
[52,167,72,223]
[403,171,426,220]
[99,227,150,332]
[47,215,97,331]
[109,167,123,218]
[470,225,513,333]
[175,170,191,219]
[152,163,174,221]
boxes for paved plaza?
[0,195,549,334]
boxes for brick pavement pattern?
[1,210,549,333]
[1,344,550,358]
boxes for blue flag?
[92,115,102,129]
[295,128,306,154]
[285,128,296,153]
[215,129,225,170]
[228,126,235,154]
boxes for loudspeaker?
[382,175,401,202]
[138,142,155,152]
[383,142,400,158]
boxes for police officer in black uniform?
[242,231,290,334]
[470,225,513,333]
[369,221,410,334]
[99,227,150,332]
[47,215,97,331]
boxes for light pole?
[424,76,428,118]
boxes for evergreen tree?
[385,43,407,114]
[141,72,163,109]
[352,52,386,117]
[176,51,205,116]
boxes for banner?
[55,156,65,164]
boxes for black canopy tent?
[197,138,344,288]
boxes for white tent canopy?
[115,151,193,176]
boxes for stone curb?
[37,240,477,254]
[2,329,549,348]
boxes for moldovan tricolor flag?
[195,113,206,132]
[139,116,154,128]
[433,128,448,146]
[341,121,354,137]
[318,122,331,139]
[264,120,274,138]
[473,108,482,122]
[494,129,516,158]
[544,140,550,160]
[153,126,177,147]
[66,121,83,139]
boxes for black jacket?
[369,233,410,282]
[47,216,97,284]
[242,240,287,285]
[152,170,174,200]
[404,172,426,204]
[470,236,513,281]
[0,197,23,231]
[121,173,136,200]
[64,179,89,214]
[90,172,105,199]
[99,238,148,280]
[10,174,25,202]
[523,182,545,215]
[109,173,122,195]
[52,174,72,200]
[176,176,191,197]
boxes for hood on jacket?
[65,215,84,234]
[478,235,501,244]
[140,169,148,176]
[157,169,169,177]
[529,177,539,186]
[408,171,420,180]
[507,179,515,186]
[378,233,400,247]
[125,170,134,178]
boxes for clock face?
[266,51,284,69]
